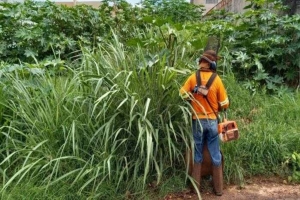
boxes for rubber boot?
[212,165,223,196]
[191,163,202,193]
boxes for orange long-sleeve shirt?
[180,70,229,119]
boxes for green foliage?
[1,0,300,94]
[222,75,300,184]
[0,0,204,64]
[0,0,300,198]
[217,1,300,93]
[0,1,77,63]
[284,152,300,183]
[1,32,300,198]
[0,33,194,199]
[0,0,138,63]
[1,182,86,200]
[141,0,205,23]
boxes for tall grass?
[77,33,194,192]
[0,33,193,199]
[0,33,299,199]
[222,75,300,184]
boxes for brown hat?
[201,50,220,62]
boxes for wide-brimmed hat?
[201,50,220,62]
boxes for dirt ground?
[164,176,300,200]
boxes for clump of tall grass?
[0,33,194,199]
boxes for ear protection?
[200,55,217,71]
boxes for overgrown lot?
[0,0,299,199]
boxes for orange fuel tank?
[218,119,239,142]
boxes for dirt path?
[164,177,300,200]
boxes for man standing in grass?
[180,50,229,196]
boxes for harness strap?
[195,70,220,122]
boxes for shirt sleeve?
[179,75,193,99]
[216,76,229,109]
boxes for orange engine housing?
[218,120,239,142]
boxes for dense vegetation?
[0,0,299,199]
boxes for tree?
[141,0,205,23]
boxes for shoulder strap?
[206,72,217,89]
[196,69,201,87]
[196,70,217,89]
[195,70,220,123]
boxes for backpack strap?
[206,72,217,89]
[195,70,217,90]
[195,70,220,122]
[196,69,201,87]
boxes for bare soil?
[164,176,300,200]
